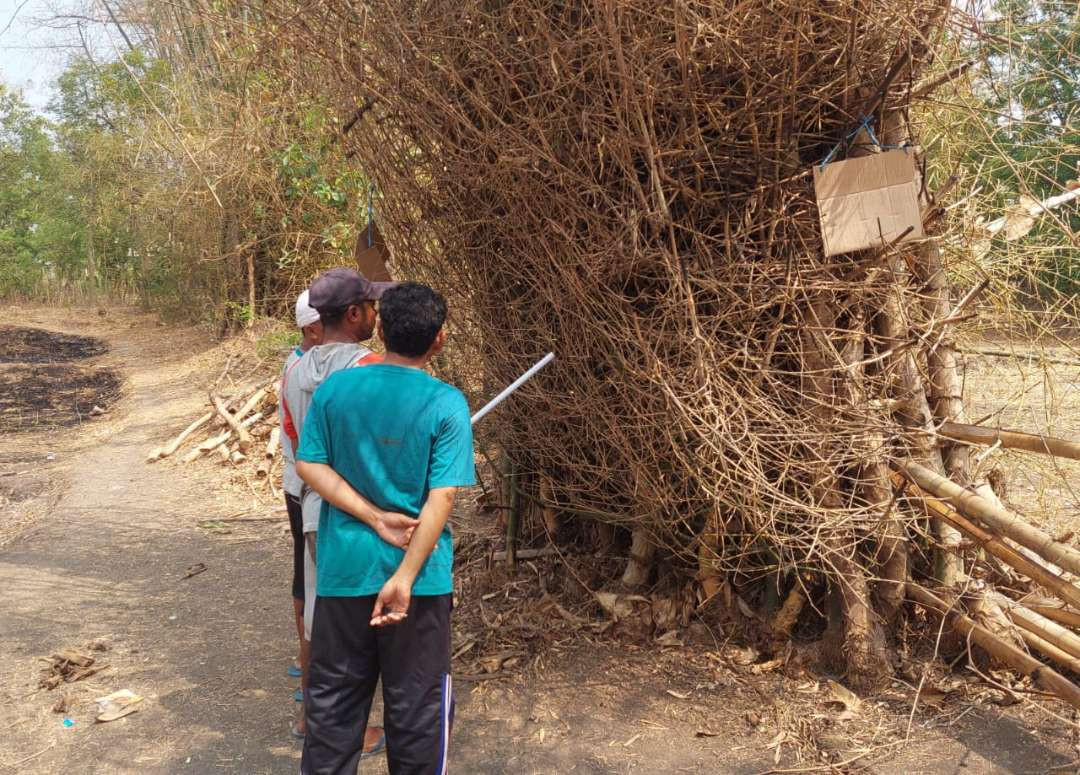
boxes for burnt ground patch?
[0,325,109,364]
[0,325,123,434]
[0,364,123,433]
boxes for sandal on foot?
[287,663,303,678]
[294,688,303,702]
[360,730,386,759]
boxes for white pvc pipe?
[470,352,555,426]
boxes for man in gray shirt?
[281,269,392,755]
[281,290,323,734]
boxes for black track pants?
[301,594,454,775]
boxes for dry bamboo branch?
[906,582,1080,710]
[890,472,1080,610]
[1029,605,1080,631]
[961,348,1080,368]
[182,411,263,463]
[938,422,1080,462]
[147,411,214,462]
[900,461,1080,578]
[256,428,280,478]
[265,427,280,458]
[234,383,272,422]
[212,394,253,452]
[1012,627,1080,677]
[993,592,1080,662]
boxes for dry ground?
[1,306,1078,774]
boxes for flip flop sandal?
[294,688,303,702]
[287,663,303,678]
[291,722,305,740]
[360,731,386,760]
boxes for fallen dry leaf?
[917,685,949,708]
[825,680,861,721]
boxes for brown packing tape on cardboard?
[813,149,924,256]
[354,221,393,282]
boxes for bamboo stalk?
[212,394,253,452]
[1029,605,1080,631]
[1012,627,1080,677]
[505,458,519,568]
[147,411,214,462]
[961,347,1080,369]
[234,383,271,422]
[906,583,1080,710]
[890,472,1080,610]
[993,592,1080,662]
[938,421,1080,462]
[182,412,263,463]
[265,427,280,458]
[899,461,1080,577]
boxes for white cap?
[295,290,321,328]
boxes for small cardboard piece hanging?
[354,221,393,282]
[813,149,924,256]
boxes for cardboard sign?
[813,149,924,256]
[354,221,393,281]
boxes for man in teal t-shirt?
[297,282,475,775]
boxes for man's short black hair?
[318,306,349,328]
[379,282,447,358]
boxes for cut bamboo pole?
[890,472,1080,610]
[962,347,1080,369]
[1013,627,1080,676]
[874,228,960,581]
[904,117,968,585]
[938,421,1080,462]
[899,461,1080,577]
[183,412,263,463]
[992,592,1080,662]
[212,395,253,453]
[1029,605,1080,631]
[265,427,280,458]
[968,588,1023,654]
[906,582,1080,710]
[256,428,279,477]
[622,527,655,587]
[147,411,214,462]
[234,383,271,422]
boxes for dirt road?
[1,308,1076,774]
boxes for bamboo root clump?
[218,0,1080,700]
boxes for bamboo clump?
[173,0,1080,706]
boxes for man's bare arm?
[297,460,418,548]
[371,486,456,626]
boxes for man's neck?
[382,352,429,370]
[320,327,356,345]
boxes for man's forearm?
[394,487,456,583]
[296,460,381,528]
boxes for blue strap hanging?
[818,115,909,170]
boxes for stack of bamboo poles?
[895,425,1080,709]
[146,378,281,479]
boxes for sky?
[0,0,111,111]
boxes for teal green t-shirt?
[296,363,476,597]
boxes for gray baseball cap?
[308,268,397,311]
